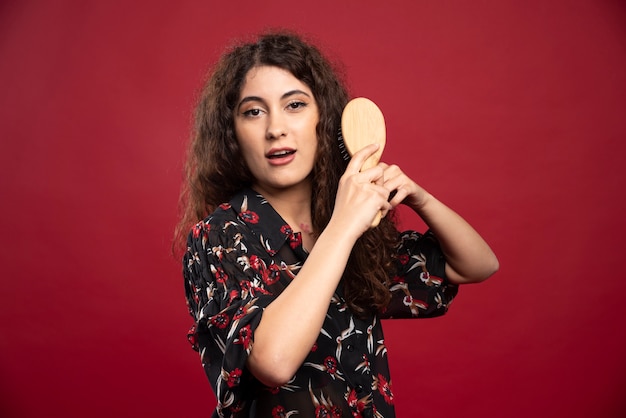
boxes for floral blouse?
[183,189,458,418]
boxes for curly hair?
[175,31,399,317]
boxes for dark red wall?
[1,1,625,417]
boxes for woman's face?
[234,65,319,196]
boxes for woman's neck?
[252,181,317,247]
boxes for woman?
[176,31,498,418]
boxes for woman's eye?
[287,101,307,110]
[242,108,262,117]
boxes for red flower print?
[240,280,251,292]
[347,389,366,416]
[323,356,338,375]
[251,283,272,297]
[347,389,357,406]
[279,224,302,250]
[234,324,252,350]
[315,405,332,418]
[187,324,198,350]
[289,232,302,250]
[226,368,242,388]
[262,263,281,285]
[192,222,202,238]
[249,255,264,272]
[191,221,209,242]
[269,386,280,395]
[280,224,293,235]
[391,275,406,284]
[398,254,409,265]
[271,405,290,418]
[311,342,318,352]
[228,289,239,304]
[377,373,394,405]
[219,203,231,210]
[210,313,230,329]
[233,304,247,320]
[214,266,228,284]
[239,210,259,224]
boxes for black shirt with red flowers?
[183,188,458,418]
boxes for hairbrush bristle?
[337,128,351,162]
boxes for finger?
[380,198,393,215]
[374,173,384,187]
[345,143,380,174]
[388,187,408,208]
[380,172,410,207]
[381,163,402,181]
[360,165,385,185]
[370,183,393,210]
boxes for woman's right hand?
[330,144,392,239]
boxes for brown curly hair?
[175,31,399,317]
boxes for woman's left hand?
[377,162,499,284]
[379,163,429,212]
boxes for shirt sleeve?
[381,230,459,319]
[183,219,275,416]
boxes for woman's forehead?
[240,66,313,98]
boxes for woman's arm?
[248,144,391,387]
[381,163,499,284]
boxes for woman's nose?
[266,112,287,139]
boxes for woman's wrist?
[409,190,434,215]
[320,217,360,250]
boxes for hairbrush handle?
[340,97,387,228]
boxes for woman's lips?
[266,148,296,165]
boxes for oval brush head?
[340,97,387,227]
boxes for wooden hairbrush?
[340,97,387,228]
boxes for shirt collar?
[228,188,295,256]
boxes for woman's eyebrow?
[281,89,312,99]
[237,89,312,110]
[237,96,264,109]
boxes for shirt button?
[346,344,354,352]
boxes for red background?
[1,1,625,417]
